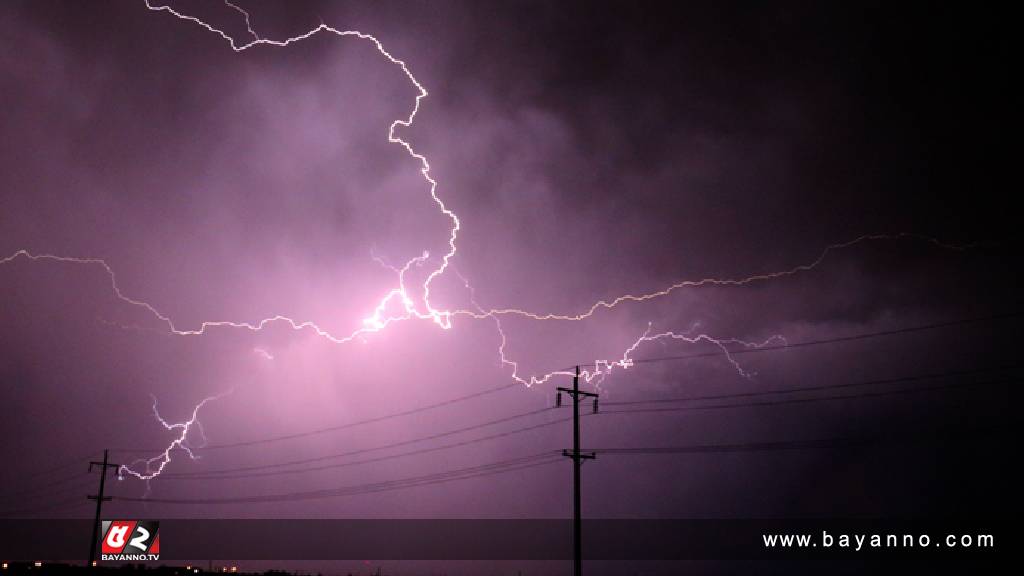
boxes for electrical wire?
[108,312,1018,456]
[146,367,1014,481]
[114,452,564,505]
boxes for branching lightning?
[0,1,968,482]
[118,391,231,483]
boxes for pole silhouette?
[557,366,598,576]
[87,449,120,567]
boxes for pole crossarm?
[556,387,599,398]
[562,449,597,460]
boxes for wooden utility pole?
[557,366,598,576]
[87,449,120,567]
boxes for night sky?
[0,1,1014,573]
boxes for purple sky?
[0,2,1015,570]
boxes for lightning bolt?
[140,0,460,338]
[453,232,968,323]
[224,0,259,42]
[0,2,970,481]
[118,391,230,484]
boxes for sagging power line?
[146,406,556,477]
[108,311,1016,458]
[125,366,1013,482]
[601,365,1016,406]
[567,311,1021,371]
[107,426,999,507]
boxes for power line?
[18,451,98,479]
[602,365,1017,406]
[114,452,564,505]
[100,312,1018,488]
[161,415,574,481]
[585,426,1006,455]
[87,315,1020,522]
[0,477,94,505]
[600,377,1015,416]
[590,438,875,455]
[149,406,555,477]
[108,312,1019,457]
[111,382,520,454]
[204,382,521,450]
[1,471,90,501]
[570,311,1022,370]
[148,367,1013,481]
[110,424,1001,506]
[103,380,1011,504]
[0,494,91,518]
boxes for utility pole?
[87,449,120,568]
[556,366,598,576]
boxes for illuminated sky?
[0,0,1013,550]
